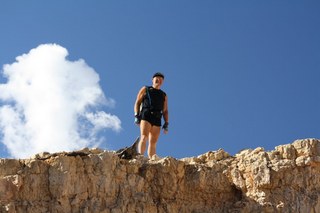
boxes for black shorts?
[141,108,162,127]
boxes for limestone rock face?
[0,139,320,213]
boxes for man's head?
[152,72,164,88]
[153,72,164,79]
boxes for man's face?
[152,76,164,87]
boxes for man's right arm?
[134,87,146,115]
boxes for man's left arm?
[162,95,169,133]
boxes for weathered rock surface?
[0,139,320,213]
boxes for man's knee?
[140,134,148,142]
[149,134,160,145]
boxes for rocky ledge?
[0,139,320,213]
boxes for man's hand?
[162,122,169,134]
[134,113,141,125]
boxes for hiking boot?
[150,154,161,161]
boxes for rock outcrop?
[0,139,320,213]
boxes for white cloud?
[85,111,122,132]
[0,44,121,158]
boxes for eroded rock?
[0,138,319,213]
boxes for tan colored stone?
[0,139,319,213]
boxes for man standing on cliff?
[134,72,169,159]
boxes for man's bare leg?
[148,125,161,158]
[138,120,151,155]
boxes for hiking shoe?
[150,154,161,161]
[134,154,149,162]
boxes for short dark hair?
[153,72,165,79]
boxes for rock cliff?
[0,139,320,213]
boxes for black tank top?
[143,86,166,111]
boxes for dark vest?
[143,86,166,111]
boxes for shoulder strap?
[145,86,152,106]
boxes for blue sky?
[0,1,319,159]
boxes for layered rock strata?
[0,139,320,213]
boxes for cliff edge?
[0,138,320,213]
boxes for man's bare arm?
[134,87,146,115]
